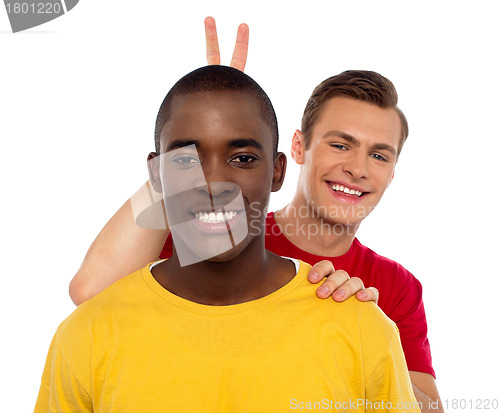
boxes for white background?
[1,1,499,411]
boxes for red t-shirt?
[160,212,435,378]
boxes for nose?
[342,151,369,180]
[206,181,237,198]
[197,159,238,200]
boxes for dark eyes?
[231,154,258,165]
[171,154,258,168]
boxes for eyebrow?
[165,138,264,152]
[322,130,397,157]
[228,138,264,150]
[165,139,199,151]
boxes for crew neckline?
[149,257,300,273]
[143,258,308,315]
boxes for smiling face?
[293,96,401,226]
[149,91,285,264]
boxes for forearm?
[410,372,444,412]
[69,184,169,305]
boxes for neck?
[275,192,360,258]
[153,237,295,306]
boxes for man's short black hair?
[154,65,278,157]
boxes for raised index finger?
[230,23,249,71]
[205,16,221,66]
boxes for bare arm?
[69,183,169,305]
[410,371,444,412]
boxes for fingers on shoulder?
[356,286,379,304]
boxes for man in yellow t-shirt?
[35,65,421,412]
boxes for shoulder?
[339,296,399,337]
[353,238,421,289]
[56,267,147,344]
[285,262,399,354]
[340,298,404,376]
[82,267,146,309]
[353,239,407,272]
[294,263,398,339]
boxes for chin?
[194,237,251,264]
[317,213,364,229]
[204,249,243,263]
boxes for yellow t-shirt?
[35,261,421,412]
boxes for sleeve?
[389,267,435,378]
[159,232,173,259]
[365,331,422,413]
[34,330,93,413]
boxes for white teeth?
[194,211,238,223]
[330,184,363,197]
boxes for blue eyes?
[331,144,348,151]
[329,144,388,162]
[370,153,388,162]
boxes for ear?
[147,152,163,193]
[291,130,306,165]
[271,152,287,192]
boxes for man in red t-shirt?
[69,18,442,412]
